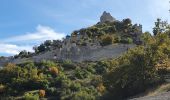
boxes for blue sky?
[0,0,169,56]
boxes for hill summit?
[100,11,116,23]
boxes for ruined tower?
[100,11,116,23]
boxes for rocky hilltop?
[100,11,116,23]
[0,11,143,66]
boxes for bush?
[87,65,96,74]
[24,94,39,100]
[104,46,161,99]
[94,61,110,74]
[127,37,133,44]
[24,91,39,100]
[0,84,6,93]
[41,60,56,68]
[100,35,113,46]
[39,90,45,98]
[96,83,105,94]
[75,68,90,79]
[62,60,76,70]
[120,37,133,44]
[46,87,57,96]
[70,82,81,92]
[71,90,96,100]
[114,36,121,43]
[49,67,59,76]
[5,63,16,71]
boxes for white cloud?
[0,43,33,55]
[0,25,66,55]
[3,25,65,43]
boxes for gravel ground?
[131,91,170,100]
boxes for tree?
[153,18,168,35]
[38,44,46,53]
[18,50,29,58]
[44,40,52,47]
[141,32,154,45]
[104,46,160,99]
[33,46,39,53]
[122,18,132,26]
[44,40,52,51]
[53,40,62,48]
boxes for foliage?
[62,60,76,70]
[17,50,32,58]
[153,18,168,36]
[3,18,170,100]
[120,37,133,44]
[24,91,39,100]
[104,46,159,99]
[2,31,170,99]
[39,90,46,98]
[0,60,104,99]
[100,35,114,46]
[49,67,59,76]
[103,32,170,99]
[141,32,153,45]
[0,84,6,93]
[94,61,110,74]
[74,67,90,79]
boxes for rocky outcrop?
[100,11,116,23]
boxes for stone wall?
[0,44,135,66]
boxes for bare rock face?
[100,11,115,23]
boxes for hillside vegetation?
[1,19,170,100]
[14,18,142,58]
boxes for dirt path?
[131,91,170,100]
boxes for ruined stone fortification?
[100,11,116,23]
[0,44,135,66]
[32,44,135,62]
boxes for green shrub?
[62,60,76,70]
[71,90,96,100]
[114,35,121,43]
[100,35,113,46]
[70,82,81,92]
[94,61,110,74]
[87,65,96,74]
[120,37,133,44]
[74,68,90,79]
[104,46,161,99]
[24,95,39,100]
[24,92,39,100]
[46,87,57,96]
